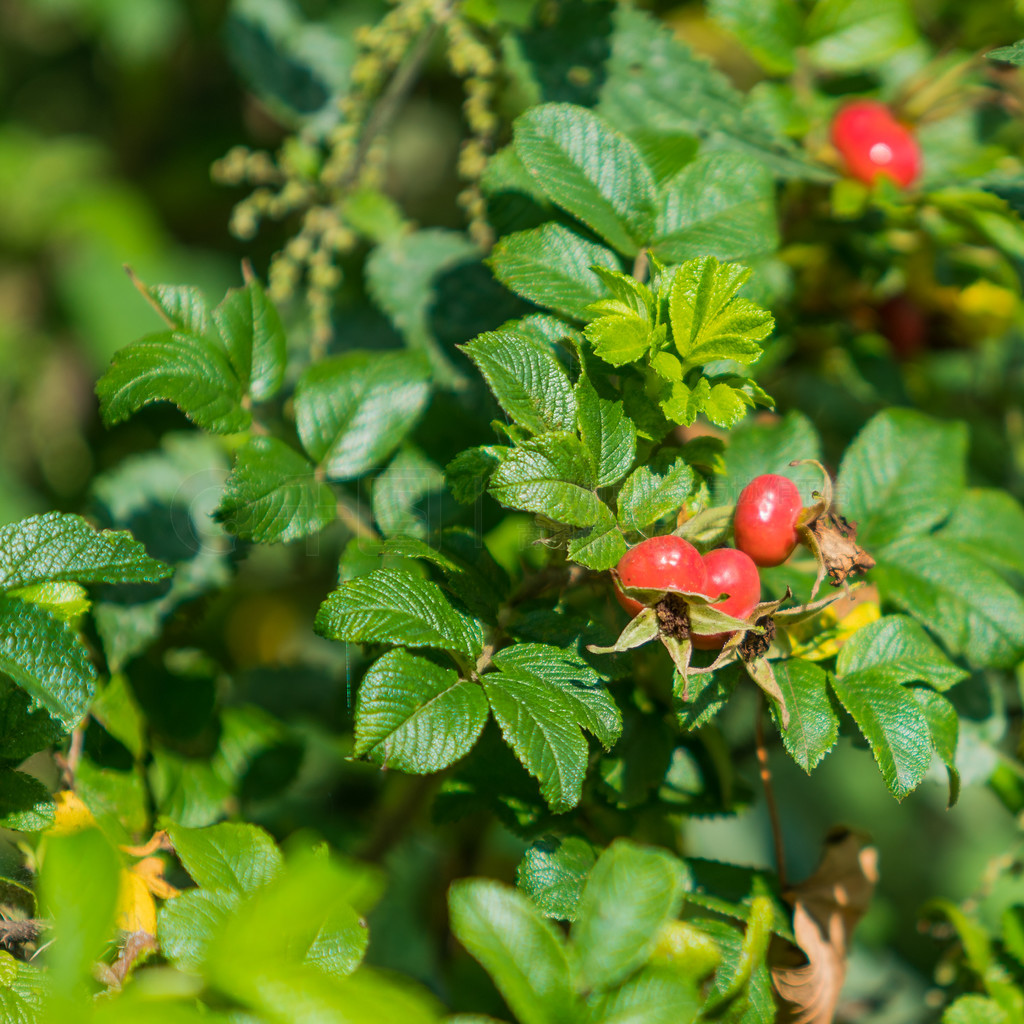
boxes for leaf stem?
[123,265,176,328]
[755,693,787,890]
[631,247,649,284]
[335,492,379,540]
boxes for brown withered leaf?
[803,511,876,596]
[772,829,879,1024]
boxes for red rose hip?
[614,535,707,617]
[692,547,762,650]
[831,100,921,188]
[733,474,803,567]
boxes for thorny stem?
[755,693,788,890]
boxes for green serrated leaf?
[464,329,577,436]
[617,455,694,532]
[652,153,779,264]
[586,963,701,1024]
[383,528,509,622]
[482,670,589,812]
[449,879,576,1024]
[165,821,283,895]
[589,266,657,321]
[657,376,710,427]
[212,278,287,402]
[703,381,755,428]
[143,282,211,335]
[0,769,54,832]
[568,505,629,572]
[215,436,336,544]
[708,0,800,73]
[373,448,452,540]
[575,376,636,488]
[488,224,620,320]
[0,952,45,1024]
[837,409,967,551]
[598,5,831,182]
[836,615,969,692]
[829,668,933,800]
[492,642,622,749]
[988,40,1024,65]
[668,257,774,369]
[0,512,170,590]
[517,835,597,921]
[446,446,507,505]
[584,314,653,366]
[941,995,1010,1024]
[873,537,1024,669]
[0,677,65,765]
[941,489,1024,578]
[0,596,95,730]
[571,838,687,992]
[295,350,431,481]
[96,330,249,433]
[770,660,839,774]
[355,649,488,772]
[514,103,657,256]
[805,0,918,72]
[489,433,601,527]
[913,688,960,807]
[315,568,485,657]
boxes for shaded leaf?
[295,350,431,481]
[215,436,336,544]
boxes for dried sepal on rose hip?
[790,460,876,597]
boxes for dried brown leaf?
[772,830,879,1024]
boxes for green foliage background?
[4,0,1024,1020]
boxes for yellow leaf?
[131,856,180,901]
[787,601,880,661]
[49,790,97,836]
[115,867,157,935]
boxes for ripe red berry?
[831,100,921,188]
[733,474,803,568]
[692,548,761,650]
[614,535,707,617]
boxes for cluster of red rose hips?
[614,474,804,649]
